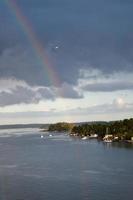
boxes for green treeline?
[71,118,133,140]
[48,122,74,132]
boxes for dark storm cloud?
[0,0,133,86]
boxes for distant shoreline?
[0,124,47,130]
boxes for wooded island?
[47,118,133,142]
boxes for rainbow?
[5,0,60,88]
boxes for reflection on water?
[103,141,133,149]
[0,128,133,200]
[0,128,39,137]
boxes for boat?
[89,134,98,138]
[103,139,112,143]
[82,136,88,140]
[103,133,113,143]
[41,135,44,138]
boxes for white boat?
[49,134,52,137]
[41,135,44,138]
[103,134,113,143]
[89,134,98,138]
[82,136,88,140]
[103,139,112,143]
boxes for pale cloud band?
[0,98,132,124]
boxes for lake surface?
[0,128,133,200]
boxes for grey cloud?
[0,86,55,106]
[82,81,133,92]
[0,78,27,92]
[56,83,83,99]
[0,80,82,106]
[0,86,37,106]
[37,88,55,100]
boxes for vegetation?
[48,122,74,132]
[71,118,133,141]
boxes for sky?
[0,0,133,124]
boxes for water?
[0,128,133,200]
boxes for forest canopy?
[48,122,74,132]
[71,118,133,140]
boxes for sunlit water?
[0,128,133,200]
